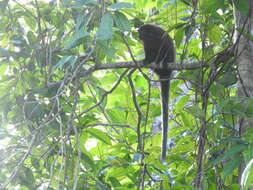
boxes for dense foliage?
[0,0,253,189]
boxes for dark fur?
[138,24,175,161]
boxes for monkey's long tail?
[159,73,171,162]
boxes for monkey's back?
[138,24,174,78]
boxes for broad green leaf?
[175,95,189,112]
[211,144,247,166]
[243,128,253,144]
[180,112,191,127]
[113,12,131,32]
[74,0,98,7]
[54,55,77,70]
[96,40,117,59]
[223,157,242,177]
[174,27,184,47]
[217,70,237,87]
[134,0,148,9]
[63,29,89,50]
[97,13,114,40]
[208,24,221,43]
[108,177,121,187]
[27,31,37,45]
[186,105,205,119]
[0,64,7,76]
[143,153,159,165]
[24,15,36,30]
[25,103,44,121]
[223,144,247,159]
[85,128,112,145]
[199,0,224,15]
[234,0,250,15]
[161,174,169,189]
[95,181,108,190]
[109,2,134,10]
[81,152,96,169]
[22,186,31,190]
[106,109,126,123]
[75,12,92,30]
[24,167,35,187]
[107,166,132,178]
[220,137,245,144]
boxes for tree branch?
[94,60,204,71]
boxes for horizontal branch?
[95,60,205,71]
[47,60,205,88]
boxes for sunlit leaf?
[85,128,112,145]
[199,0,224,15]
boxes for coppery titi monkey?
[138,23,175,161]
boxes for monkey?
[138,23,175,161]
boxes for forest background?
[0,0,253,189]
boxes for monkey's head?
[138,23,175,66]
[138,24,165,41]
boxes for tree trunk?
[233,1,253,188]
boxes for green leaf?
[175,95,189,112]
[180,112,191,127]
[97,13,114,40]
[223,157,242,177]
[25,103,44,121]
[106,109,125,123]
[25,167,35,186]
[208,24,221,43]
[108,177,121,187]
[107,167,129,178]
[161,174,169,189]
[75,12,92,30]
[81,152,96,169]
[54,55,77,70]
[234,0,250,15]
[63,29,89,50]
[24,14,36,30]
[95,181,108,190]
[211,144,247,166]
[96,40,117,59]
[199,0,224,15]
[217,70,237,87]
[27,31,37,45]
[109,2,134,10]
[85,128,112,145]
[220,137,245,144]
[185,105,205,119]
[174,27,184,47]
[74,0,98,7]
[223,144,247,159]
[113,12,131,32]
